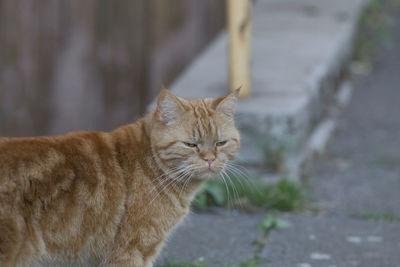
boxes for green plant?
[353,0,396,66]
[158,258,208,267]
[372,155,400,169]
[251,214,290,262]
[258,214,290,235]
[224,258,260,267]
[193,180,227,207]
[261,179,305,211]
[351,212,400,222]
[262,138,288,173]
[158,258,260,267]
[194,174,305,212]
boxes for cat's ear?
[212,88,240,120]
[156,87,187,125]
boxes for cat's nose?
[203,156,215,166]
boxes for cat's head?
[151,88,240,180]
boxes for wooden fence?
[0,0,225,136]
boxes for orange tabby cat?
[0,88,240,267]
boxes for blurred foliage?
[158,259,208,267]
[351,212,400,222]
[252,214,290,261]
[257,214,290,234]
[263,141,287,173]
[353,0,397,67]
[224,259,260,267]
[158,257,259,267]
[193,173,305,212]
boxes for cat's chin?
[194,169,222,180]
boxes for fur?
[0,89,240,266]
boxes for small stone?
[367,236,383,242]
[308,234,316,240]
[196,257,205,262]
[346,236,362,244]
[297,263,312,267]
[310,252,331,260]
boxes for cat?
[0,88,240,267]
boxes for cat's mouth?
[195,166,224,179]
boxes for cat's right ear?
[156,88,187,125]
[212,88,240,120]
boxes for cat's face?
[151,89,240,180]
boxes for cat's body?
[0,89,240,266]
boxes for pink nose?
[203,157,215,166]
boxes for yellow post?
[227,0,252,98]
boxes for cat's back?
[0,131,123,200]
[0,135,59,193]
[0,132,129,264]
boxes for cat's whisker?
[151,165,181,183]
[225,163,248,179]
[219,173,232,207]
[148,165,195,205]
[150,174,175,193]
[224,165,247,192]
[225,163,264,197]
[151,164,191,189]
[234,155,251,164]
[172,169,192,190]
[148,177,179,205]
[178,173,194,199]
[149,167,183,194]
[167,166,198,200]
[225,162,249,179]
[223,170,240,208]
[227,162,251,175]
[148,167,189,204]
[222,169,244,209]
[226,163,257,189]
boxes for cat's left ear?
[156,87,187,125]
[212,88,240,120]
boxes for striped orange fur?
[0,89,240,266]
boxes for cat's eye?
[184,142,197,148]
[216,141,227,147]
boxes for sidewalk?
[158,1,400,266]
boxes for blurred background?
[0,0,225,136]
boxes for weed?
[251,214,290,263]
[157,258,208,267]
[371,155,400,169]
[351,212,400,222]
[260,136,293,173]
[263,143,286,173]
[353,0,396,70]
[254,179,305,211]
[194,174,305,212]
[258,214,290,234]
[224,258,260,267]
[193,180,227,207]
[158,258,259,267]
